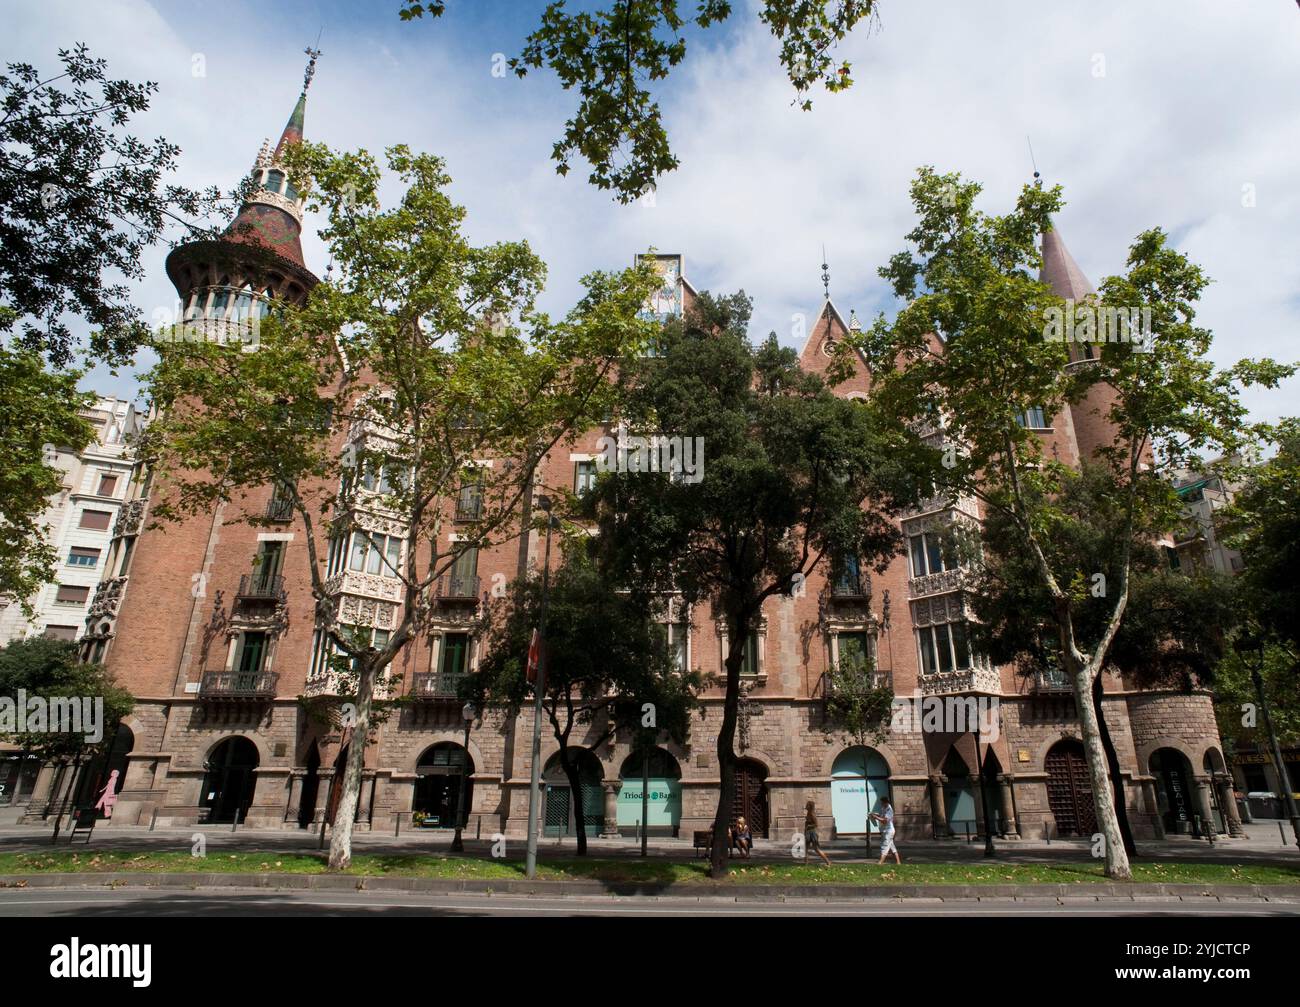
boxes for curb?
[1,873,1298,902]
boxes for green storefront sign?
[616,778,682,828]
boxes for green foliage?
[1213,642,1299,755]
[138,142,660,867]
[967,462,1238,691]
[473,542,701,742]
[823,654,893,747]
[0,347,95,607]
[141,142,662,674]
[397,1,877,201]
[0,637,134,760]
[583,289,923,871]
[1218,419,1300,652]
[0,44,226,366]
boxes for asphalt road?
[2,887,1297,916]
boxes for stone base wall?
[95,689,1226,843]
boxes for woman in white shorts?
[870,796,900,864]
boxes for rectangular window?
[908,534,927,577]
[739,630,760,677]
[43,625,78,641]
[837,631,872,667]
[96,474,118,497]
[1017,406,1048,429]
[253,541,284,585]
[67,547,100,568]
[79,509,112,531]
[454,548,480,595]
[116,537,135,576]
[951,621,972,669]
[935,624,955,674]
[918,621,976,676]
[917,626,938,675]
[237,631,268,673]
[439,632,470,680]
[55,584,90,605]
[670,621,688,672]
[925,534,945,576]
[456,479,483,520]
[574,460,598,497]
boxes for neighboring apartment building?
[0,396,144,646]
[26,61,1238,843]
[1170,464,1245,576]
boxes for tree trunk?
[559,745,588,856]
[327,655,376,870]
[1092,673,1137,858]
[709,611,748,877]
[1071,659,1132,879]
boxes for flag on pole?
[526,627,542,684]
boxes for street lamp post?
[451,700,475,853]
[974,729,996,858]
[525,497,557,879]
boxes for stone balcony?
[908,567,968,599]
[919,665,1001,696]
[324,569,403,603]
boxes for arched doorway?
[413,743,475,828]
[942,748,977,837]
[543,749,603,837]
[732,758,769,838]
[298,743,320,828]
[981,748,1003,836]
[200,737,258,824]
[617,748,682,837]
[1045,739,1096,837]
[831,747,890,836]
[1151,748,1195,835]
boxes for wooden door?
[732,760,769,838]
[1045,741,1096,836]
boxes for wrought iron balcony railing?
[411,672,465,699]
[200,669,278,698]
[1031,668,1073,693]
[265,494,294,522]
[830,571,871,599]
[237,573,285,601]
[437,574,480,601]
[454,496,483,522]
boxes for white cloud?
[6,0,1297,421]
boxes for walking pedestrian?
[870,795,900,865]
[804,801,832,866]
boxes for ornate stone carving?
[112,500,146,539]
[87,576,129,620]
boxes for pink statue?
[93,770,120,817]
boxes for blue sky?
[4,0,1299,422]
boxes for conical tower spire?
[223,47,323,269]
[273,46,319,158]
[1040,223,1095,301]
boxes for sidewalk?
[1,818,1296,866]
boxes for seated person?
[730,816,753,857]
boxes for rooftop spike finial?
[302,45,322,97]
[820,245,830,301]
[1027,135,1042,189]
